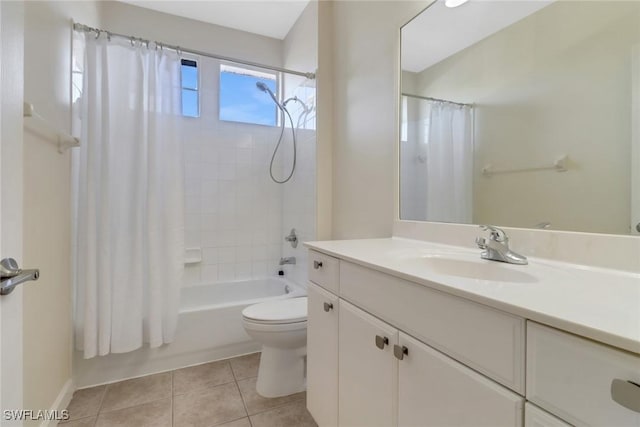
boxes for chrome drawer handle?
[393,345,408,360]
[323,302,333,312]
[611,379,640,413]
[375,335,389,350]
[313,260,323,269]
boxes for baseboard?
[41,379,74,427]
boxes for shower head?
[256,81,281,108]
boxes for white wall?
[23,0,100,420]
[99,1,282,69]
[411,1,639,235]
[327,1,428,239]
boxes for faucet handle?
[475,237,487,249]
[479,225,507,242]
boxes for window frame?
[181,57,200,118]
[218,62,280,127]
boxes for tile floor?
[62,353,317,427]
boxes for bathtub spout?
[279,257,296,266]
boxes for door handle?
[0,258,39,295]
[313,260,323,269]
[323,302,333,312]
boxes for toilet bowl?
[242,297,307,398]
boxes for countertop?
[305,237,640,355]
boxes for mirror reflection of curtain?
[401,96,473,223]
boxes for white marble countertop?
[305,237,640,355]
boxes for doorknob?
[0,258,39,295]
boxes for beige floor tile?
[237,377,305,416]
[95,398,171,427]
[173,382,247,427]
[66,385,106,420]
[230,353,260,380]
[216,418,252,427]
[100,373,172,413]
[173,360,235,396]
[60,416,97,427]
[249,400,317,427]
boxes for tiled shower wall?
[183,57,316,286]
[281,79,317,285]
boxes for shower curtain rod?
[73,22,316,80]
[402,92,472,108]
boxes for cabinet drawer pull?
[313,260,323,269]
[375,335,389,350]
[393,345,408,360]
[323,302,334,312]
[611,379,640,413]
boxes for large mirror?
[400,0,640,235]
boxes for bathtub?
[74,277,306,388]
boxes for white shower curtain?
[423,101,473,223]
[73,33,185,358]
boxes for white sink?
[420,254,538,283]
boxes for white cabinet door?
[307,282,339,427]
[398,333,524,427]
[525,403,571,427]
[339,300,398,427]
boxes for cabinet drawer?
[525,403,571,427]
[308,250,340,293]
[527,322,640,426]
[340,261,525,393]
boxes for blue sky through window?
[181,59,199,117]
[219,65,278,126]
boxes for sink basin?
[420,254,538,283]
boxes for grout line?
[172,378,238,398]
[246,394,306,418]
[234,376,251,419]
[96,384,108,416]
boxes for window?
[181,59,199,117]
[219,64,278,126]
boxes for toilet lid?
[242,297,307,324]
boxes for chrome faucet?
[475,225,528,265]
[279,257,296,266]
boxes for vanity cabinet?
[307,282,339,427]
[306,248,640,427]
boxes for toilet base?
[256,345,307,398]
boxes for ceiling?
[118,0,310,40]
[402,0,554,73]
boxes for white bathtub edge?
[73,341,261,389]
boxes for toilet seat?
[242,297,307,324]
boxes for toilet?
[242,297,308,398]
